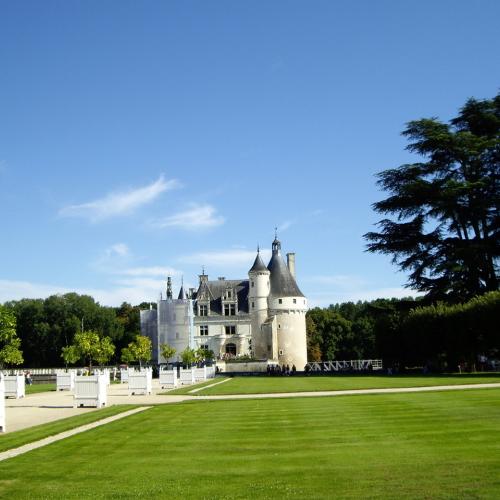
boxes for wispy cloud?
[179,249,271,268]
[117,266,181,277]
[59,174,180,221]
[152,204,225,230]
[278,220,294,232]
[105,243,130,258]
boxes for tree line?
[1,293,148,368]
[306,291,500,371]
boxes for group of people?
[267,364,297,376]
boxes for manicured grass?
[0,405,137,453]
[164,377,229,395]
[26,383,56,395]
[186,373,500,395]
[1,390,500,498]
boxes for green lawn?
[0,405,137,453]
[170,373,500,395]
[26,383,56,395]
[1,389,500,498]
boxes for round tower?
[248,248,271,359]
[267,236,308,370]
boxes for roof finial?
[202,265,205,275]
[274,226,278,239]
[257,244,260,254]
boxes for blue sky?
[1,1,499,307]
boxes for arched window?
[225,343,237,355]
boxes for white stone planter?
[194,366,207,382]
[74,374,107,408]
[4,374,25,399]
[57,371,75,391]
[159,368,178,389]
[0,374,5,432]
[206,366,216,379]
[179,368,196,385]
[120,368,130,383]
[128,369,152,395]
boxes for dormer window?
[224,304,236,316]
[199,304,208,316]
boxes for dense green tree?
[365,93,500,301]
[180,347,196,367]
[0,304,23,367]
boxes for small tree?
[95,336,115,367]
[180,347,196,367]
[120,346,134,364]
[73,330,100,370]
[0,305,23,368]
[61,345,80,369]
[159,343,176,363]
[195,347,214,365]
[124,335,152,368]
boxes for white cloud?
[278,220,294,232]
[105,243,130,258]
[152,204,224,230]
[59,174,180,221]
[0,279,161,307]
[179,248,271,268]
[117,266,181,277]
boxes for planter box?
[4,374,25,399]
[159,369,178,389]
[206,366,216,379]
[120,369,130,384]
[194,366,207,382]
[56,371,75,391]
[128,370,152,395]
[0,374,5,432]
[74,374,107,408]
[179,368,196,385]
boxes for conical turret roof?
[267,242,304,298]
[248,251,268,274]
[177,285,187,300]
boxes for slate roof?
[267,251,305,298]
[248,252,268,274]
[193,279,249,315]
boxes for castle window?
[225,343,237,355]
[278,299,282,304]
[293,299,296,304]
[225,325,236,336]
[200,344,209,351]
[252,302,255,308]
[200,325,208,336]
[251,281,254,288]
[175,332,179,340]
[224,304,236,316]
[227,289,233,299]
[199,304,208,316]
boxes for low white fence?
[128,369,152,395]
[0,374,5,432]
[56,371,75,391]
[74,374,107,408]
[159,368,178,389]
[306,359,383,372]
[179,368,196,385]
[4,374,25,398]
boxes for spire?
[166,276,173,300]
[249,250,268,274]
[272,228,281,254]
[178,276,187,300]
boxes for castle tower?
[266,235,308,369]
[248,247,271,359]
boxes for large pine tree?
[365,93,499,301]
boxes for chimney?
[287,252,296,279]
